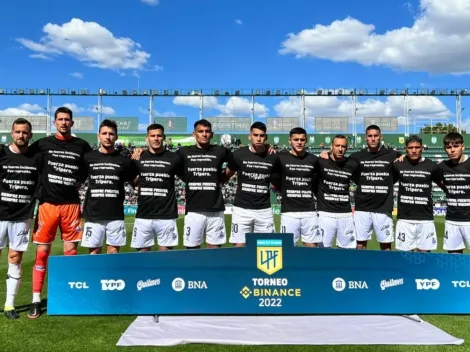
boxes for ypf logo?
[415,279,440,290]
[101,279,126,291]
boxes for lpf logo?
[101,279,126,291]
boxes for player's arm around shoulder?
[220,148,236,184]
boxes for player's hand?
[319,150,329,159]
[131,148,144,160]
[266,144,276,154]
[394,155,406,163]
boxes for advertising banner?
[47,233,470,315]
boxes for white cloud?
[279,0,470,74]
[0,106,46,116]
[273,94,452,128]
[90,105,116,115]
[17,18,154,71]
[138,107,176,117]
[70,72,83,79]
[52,103,85,113]
[173,95,269,117]
[18,103,44,112]
[235,19,243,25]
[29,53,52,60]
[141,0,159,5]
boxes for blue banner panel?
[47,233,470,316]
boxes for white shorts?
[395,220,437,251]
[183,211,226,247]
[280,212,322,245]
[81,220,126,248]
[0,219,31,252]
[319,212,356,249]
[131,218,178,249]
[443,221,470,251]
[354,211,394,243]
[229,206,274,244]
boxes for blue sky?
[1,0,470,136]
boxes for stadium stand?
[66,140,467,209]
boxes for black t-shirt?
[177,145,231,213]
[135,149,182,219]
[273,151,318,213]
[82,150,137,222]
[349,148,401,214]
[227,146,277,210]
[29,136,92,204]
[438,157,470,222]
[0,146,42,220]
[316,156,357,213]
[394,158,441,221]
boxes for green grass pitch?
[0,215,468,351]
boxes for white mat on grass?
[116,315,464,346]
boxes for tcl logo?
[68,282,89,289]
[101,279,126,291]
[452,281,470,288]
[415,279,440,290]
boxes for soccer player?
[316,135,357,249]
[0,118,41,319]
[28,106,92,319]
[321,125,400,250]
[273,127,321,247]
[131,123,182,251]
[80,119,137,254]
[178,119,231,249]
[393,135,441,252]
[438,132,470,253]
[223,122,277,247]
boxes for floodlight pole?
[149,95,154,125]
[199,95,204,120]
[301,92,306,129]
[457,95,462,133]
[352,95,357,147]
[251,95,255,124]
[46,92,52,135]
[97,93,103,126]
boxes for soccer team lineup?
[1,105,470,322]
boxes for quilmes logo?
[137,279,161,291]
[415,279,440,290]
[256,239,283,275]
[101,279,126,291]
[380,278,404,290]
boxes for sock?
[5,263,21,310]
[32,250,50,303]
[64,249,77,256]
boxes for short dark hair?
[54,106,73,120]
[443,132,464,146]
[405,135,423,146]
[147,123,164,134]
[99,119,118,134]
[289,127,306,136]
[332,134,348,144]
[250,122,267,133]
[194,119,212,131]
[366,125,381,134]
[11,117,32,132]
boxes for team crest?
[399,137,405,144]
[309,136,315,144]
[431,136,437,144]
[325,137,331,144]
[273,136,280,144]
[256,239,283,275]
[356,136,362,144]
